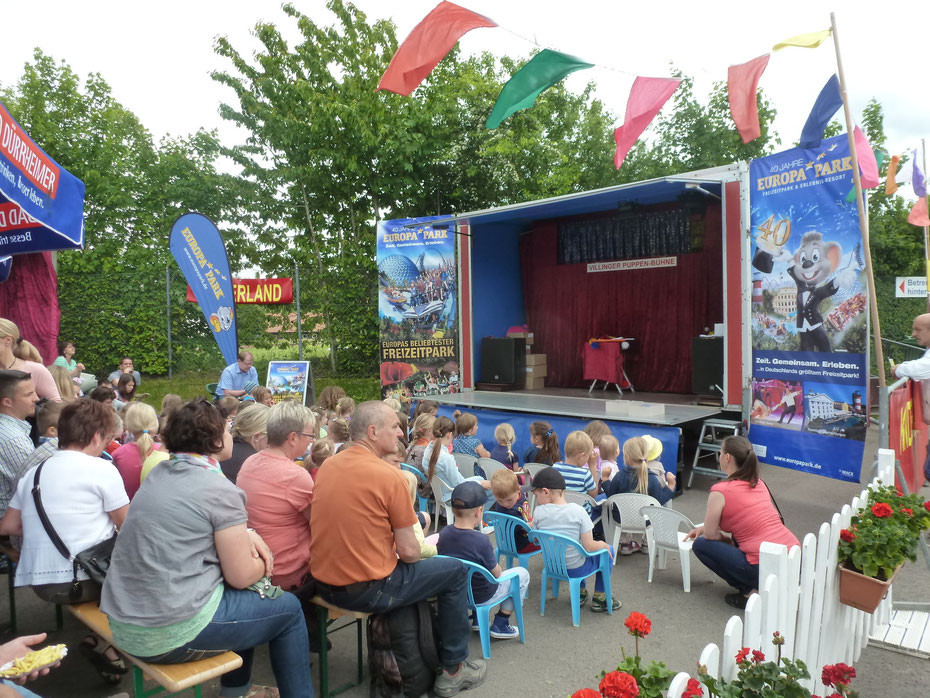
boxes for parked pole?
[922,138,929,313]
[295,263,304,360]
[166,265,173,380]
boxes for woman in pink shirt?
[686,436,799,609]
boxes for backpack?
[367,600,441,698]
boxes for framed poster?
[266,360,311,405]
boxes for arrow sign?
[895,276,928,298]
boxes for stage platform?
[431,388,721,427]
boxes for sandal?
[80,635,128,684]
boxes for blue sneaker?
[488,616,519,640]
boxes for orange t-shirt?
[236,450,314,590]
[310,444,418,586]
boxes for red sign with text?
[0,103,61,198]
[888,379,929,493]
[186,278,293,305]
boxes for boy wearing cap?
[531,467,621,613]
[437,481,530,640]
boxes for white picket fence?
[665,449,896,697]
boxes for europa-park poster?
[377,216,459,401]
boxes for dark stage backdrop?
[520,205,722,393]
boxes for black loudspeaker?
[481,337,526,384]
[692,336,724,394]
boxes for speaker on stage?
[692,336,724,395]
[481,337,526,384]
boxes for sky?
[2,0,928,169]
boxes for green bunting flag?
[485,49,593,129]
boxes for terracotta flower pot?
[837,563,902,613]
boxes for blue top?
[437,525,497,604]
[216,362,259,398]
[489,444,519,469]
[490,492,533,551]
[452,434,484,458]
[604,465,674,506]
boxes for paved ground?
[3,423,928,697]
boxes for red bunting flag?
[727,54,769,144]
[853,126,880,189]
[613,77,680,170]
[377,1,496,96]
[908,198,930,227]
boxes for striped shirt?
[553,462,596,514]
[0,414,35,517]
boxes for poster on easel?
[748,134,868,483]
[266,360,310,405]
[377,216,459,402]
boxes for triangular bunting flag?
[914,155,927,197]
[854,127,880,189]
[727,54,770,144]
[613,77,681,170]
[378,1,497,96]
[773,29,832,51]
[799,75,842,148]
[908,198,930,227]
[885,155,900,195]
[485,50,593,129]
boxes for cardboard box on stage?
[525,363,547,379]
[507,330,534,346]
[524,376,545,390]
[525,353,547,366]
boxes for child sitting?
[552,431,599,515]
[306,438,334,480]
[334,396,355,422]
[641,434,675,490]
[597,435,621,483]
[531,468,620,612]
[452,411,491,466]
[437,481,529,639]
[489,423,520,472]
[583,420,611,474]
[489,469,540,554]
[523,421,560,465]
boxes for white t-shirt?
[532,502,593,569]
[10,450,129,586]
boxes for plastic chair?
[564,491,603,527]
[442,557,526,659]
[527,530,613,627]
[429,476,454,532]
[206,382,219,399]
[453,453,477,479]
[485,511,541,573]
[601,493,660,565]
[639,505,697,592]
[401,463,431,513]
[522,463,549,481]
[477,458,507,479]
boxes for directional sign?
[895,276,928,298]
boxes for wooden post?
[923,139,929,312]
[831,12,886,387]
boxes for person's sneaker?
[434,659,488,697]
[488,616,520,640]
[619,541,641,555]
[578,587,589,607]
[639,539,649,554]
[470,613,480,632]
[591,593,621,612]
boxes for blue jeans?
[692,537,759,595]
[317,557,469,671]
[568,546,613,593]
[1,681,41,697]
[136,589,311,698]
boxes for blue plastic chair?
[527,530,613,627]
[401,463,432,513]
[436,556,526,659]
[485,511,541,570]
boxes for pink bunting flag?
[613,77,681,170]
[727,54,770,144]
[908,198,930,227]
[378,1,497,96]
[853,126,880,189]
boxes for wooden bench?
[311,596,370,698]
[66,602,242,698]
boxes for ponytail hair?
[723,435,760,486]
[622,436,650,495]
[427,416,455,483]
[453,410,477,437]
[530,420,561,465]
[124,402,159,463]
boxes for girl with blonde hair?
[423,416,490,503]
[112,402,165,499]
[451,410,490,459]
[50,364,79,403]
[219,402,270,483]
[0,317,61,401]
[490,423,520,471]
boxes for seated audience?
[334,396,355,421]
[217,396,240,427]
[112,402,165,500]
[21,400,65,471]
[596,435,621,483]
[219,402,269,484]
[50,364,79,403]
[328,417,350,452]
[400,469,437,558]
[0,370,39,518]
[452,411,490,460]
[583,420,612,474]
[250,386,274,407]
[108,356,141,388]
[216,350,258,399]
[0,319,60,402]
[490,423,520,471]
[52,339,85,377]
[306,437,334,480]
[523,421,560,465]
[158,393,183,435]
[316,385,346,416]
[490,469,539,554]
[100,399,311,697]
[405,413,435,501]
[424,417,491,504]
[115,373,136,403]
[552,431,599,512]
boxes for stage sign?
[266,360,310,405]
[186,277,293,304]
[586,256,677,273]
[747,134,868,483]
[377,216,459,402]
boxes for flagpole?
[923,138,929,312]
[830,12,886,388]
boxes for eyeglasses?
[301,433,316,441]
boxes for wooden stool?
[0,540,62,634]
[311,595,371,697]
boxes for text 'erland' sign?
[586,256,677,273]
[186,278,293,304]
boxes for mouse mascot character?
[753,231,840,353]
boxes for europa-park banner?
[377,216,459,401]
[748,134,868,483]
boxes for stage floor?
[432,387,722,426]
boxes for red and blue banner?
[169,212,238,365]
[748,134,868,482]
[0,100,85,257]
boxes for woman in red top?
[686,436,799,609]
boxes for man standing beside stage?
[892,313,930,484]
[216,350,259,400]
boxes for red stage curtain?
[0,252,60,364]
[520,206,722,393]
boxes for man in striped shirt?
[0,370,38,517]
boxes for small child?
[552,431,599,515]
[489,423,520,472]
[583,420,611,474]
[452,411,491,460]
[597,435,621,484]
[217,396,240,428]
[490,469,540,554]
[334,396,355,421]
[523,421,560,465]
[641,434,675,489]
[437,481,530,639]
[328,418,350,452]
[306,438,334,480]
[531,468,620,612]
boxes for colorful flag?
[378,1,496,96]
[909,198,930,227]
[799,75,842,148]
[773,29,832,51]
[613,77,681,170]
[485,50,593,129]
[853,127,880,189]
[727,54,770,144]
[885,154,900,195]
[914,153,927,197]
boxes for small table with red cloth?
[582,340,635,394]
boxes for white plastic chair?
[639,505,697,592]
[476,457,507,479]
[453,453,477,479]
[601,493,660,565]
[563,491,602,527]
[429,476,455,532]
[522,463,549,480]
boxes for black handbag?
[31,459,117,600]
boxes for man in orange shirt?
[310,401,486,697]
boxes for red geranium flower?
[822,662,856,687]
[682,678,704,697]
[624,612,652,638]
[924,501,930,513]
[839,528,856,543]
[871,502,893,518]
[895,485,904,497]
[380,361,416,386]
[735,647,750,663]
[903,508,914,517]
[599,670,640,698]
[752,650,766,664]
[571,690,602,698]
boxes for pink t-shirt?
[24,361,61,402]
[711,479,799,565]
[236,450,314,590]
[111,442,144,500]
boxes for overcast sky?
[2,1,927,169]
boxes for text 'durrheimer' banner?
[377,216,459,401]
[748,134,868,482]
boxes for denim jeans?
[1,681,41,697]
[317,557,469,671]
[136,589,311,698]
[692,537,759,595]
[567,546,613,593]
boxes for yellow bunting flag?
[885,154,900,195]
[772,29,832,51]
